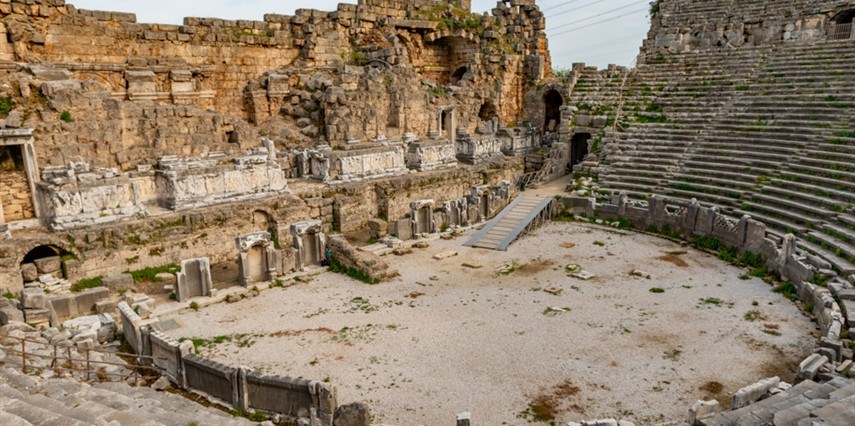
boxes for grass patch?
[744,310,767,322]
[649,287,665,293]
[71,276,104,293]
[0,96,13,118]
[329,260,380,284]
[773,282,798,301]
[60,110,74,123]
[126,264,179,283]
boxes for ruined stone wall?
[0,0,550,170]
[643,0,855,60]
[0,168,34,221]
[0,159,521,291]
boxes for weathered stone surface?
[21,288,47,310]
[20,263,38,282]
[333,402,370,426]
[102,273,134,292]
[33,256,62,275]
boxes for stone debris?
[571,271,596,281]
[433,251,458,260]
[462,261,483,269]
[564,264,582,274]
[544,286,563,295]
[629,270,652,279]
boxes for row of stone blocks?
[118,301,367,425]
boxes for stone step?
[0,397,88,426]
[733,208,807,234]
[0,409,33,426]
[757,186,848,210]
[807,232,855,263]
[769,179,855,205]
[797,240,855,276]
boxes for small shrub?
[189,301,200,311]
[440,222,450,233]
[0,95,13,118]
[773,282,798,301]
[126,264,180,283]
[649,287,665,293]
[71,276,104,293]
[168,292,177,300]
[2,292,17,300]
[692,235,721,251]
[60,110,74,123]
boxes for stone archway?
[19,244,75,283]
[543,90,564,133]
[830,9,855,39]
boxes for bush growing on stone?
[189,301,200,311]
[773,282,798,301]
[0,96,13,118]
[126,264,179,283]
[71,276,104,293]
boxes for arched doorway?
[20,244,74,283]
[478,102,498,122]
[543,90,564,133]
[830,10,855,39]
[570,133,591,172]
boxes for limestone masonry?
[2,0,855,424]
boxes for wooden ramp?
[465,196,555,251]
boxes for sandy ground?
[166,222,817,425]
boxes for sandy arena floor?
[166,222,817,425]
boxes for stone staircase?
[586,37,855,276]
[699,376,855,425]
[0,366,256,425]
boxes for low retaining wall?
[47,287,110,325]
[119,300,349,425]
[328,235,398,282]
[118,301,144,353]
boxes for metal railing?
[0,335,164,384]
[829,23,853,40]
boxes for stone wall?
[0,159,521,292]
[0,167,34,222]
[643,0,854,60]
[328,235,398,282]
[118,307,349,425]
[0,0,550,171]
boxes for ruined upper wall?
[641,0,855,60]
[0,0,551,170]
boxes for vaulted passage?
[543,89,563,133]
[830,10,855,39]
[570,132,591,171]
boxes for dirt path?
[166,222,817,425]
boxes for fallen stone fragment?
[433,251,458,260]
[462,261,482,269]
[630,270,651,279]
[413,242,430,249]
[544,286,563,295]
[393,248,413,256]
[572,270,596,281]
[561,242,576,248]
[564,264,581,274]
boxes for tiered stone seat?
[0,367,254,425]
[590,37,855,273]
[700,377,855,425]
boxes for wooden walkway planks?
[465,196,555,251]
